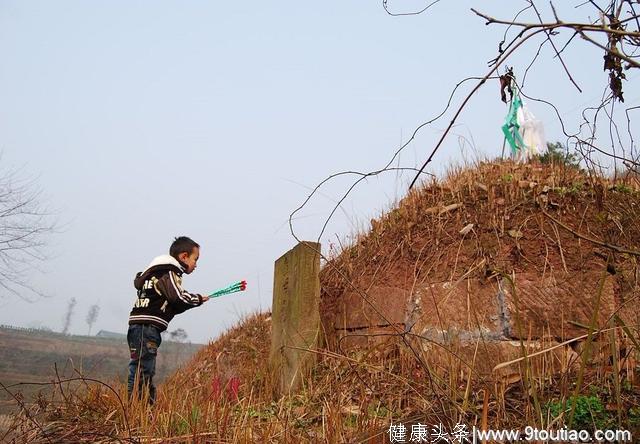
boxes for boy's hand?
[200,295,210,303]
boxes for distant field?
[0,327,202,415]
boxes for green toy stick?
[209,280,247,298]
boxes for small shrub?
[629,406,640,426]
[547,395,613,431]
[613,183,633,193]
[537,142,581,168]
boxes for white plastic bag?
[516,104,546,161]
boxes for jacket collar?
[143,254,186,274]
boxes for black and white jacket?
[128,255,203,331]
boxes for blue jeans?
[127,324,162,404]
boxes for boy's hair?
[170,236,200,259]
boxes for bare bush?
[0,165,55,299]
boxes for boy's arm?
[156,270,204,311]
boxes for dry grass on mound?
[6,312,640,443]
[321,160,640,329]
[5,314,467,443]
[6,310,640,442]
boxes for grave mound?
[320,161,640,375]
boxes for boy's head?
[170,236,200,274]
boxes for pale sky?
[0,1,637,343]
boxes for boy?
[127,236,209,404]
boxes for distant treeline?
[0,324,198,344]
[0,324,56,334]
[0,324,123,341]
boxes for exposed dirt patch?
[320,161,640,344]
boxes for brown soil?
[320,160,640,339]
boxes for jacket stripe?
[129,315,169,327]
[170,271,192,304]
[170,271,199,305]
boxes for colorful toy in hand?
[209,280,247,298]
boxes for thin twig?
[540,206,640,256]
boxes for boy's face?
[178,247,200,274]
